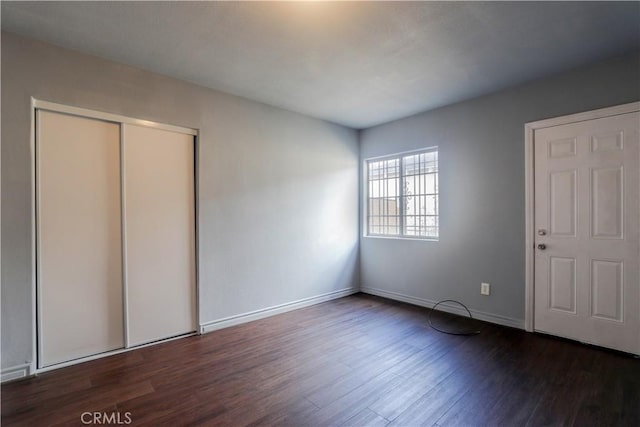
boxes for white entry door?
[534,111,640,354]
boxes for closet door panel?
[124,124,196,347]
[38,110,124,367]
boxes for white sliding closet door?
[38,110,124,367]
[123,124,196,346]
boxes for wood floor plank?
[387,378,472,427]
[305,369,404,426]
[341,408,389,427]
[304,342,419,408]
[2,293,638,426]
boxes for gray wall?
[360,51,640,324]
[1,32,359,370]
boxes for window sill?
[363,235,439,242]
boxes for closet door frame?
[31,98,200,373]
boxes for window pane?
[388,177,398,197]
[421,173,435,194]
[424,195,437,215]
[385,224,400,235]
[401,149,438,238]
[367,157,401,236]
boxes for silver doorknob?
[537,244,546,250]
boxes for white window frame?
[363,147,439,241]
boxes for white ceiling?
[2,1,639,129]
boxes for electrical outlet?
[481,282,490,296]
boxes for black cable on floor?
[428,299,481,336]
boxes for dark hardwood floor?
[2,294,639,426]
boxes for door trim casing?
[524,101,640,332]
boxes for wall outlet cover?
[481,282,491,296]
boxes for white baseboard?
[200,287,359,334]
[361,286,524,330]
[1,363,32,383]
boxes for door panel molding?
[549,169,577,237]
[590,258,624,322]
[524,101,640,333]
[590,166,624,239]
[548,256,577,314]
